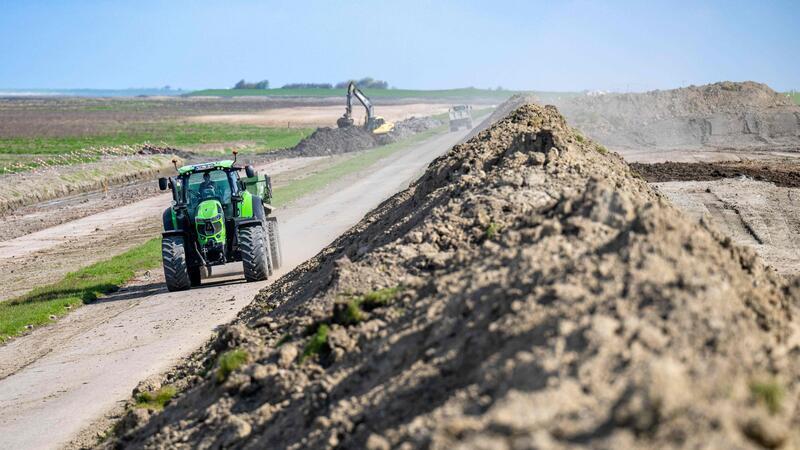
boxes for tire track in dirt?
[656,178,800,276]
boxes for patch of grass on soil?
[334,286,401,326]
[787,92,800,106]
[302,323,330,362]
[216,349,249,382]
[750,379,784,414]
[135,385,177,411]
[0,238,162,343]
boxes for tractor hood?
[195,199,226,249]
[196,199,223,221]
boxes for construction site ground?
[0,124,475,450]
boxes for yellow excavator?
[337,82,395,135]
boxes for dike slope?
[557,81,800,150]
[113,104,800,449]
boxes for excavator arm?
[338,82,374,128]
[337,81,394,134]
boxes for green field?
[0,123,311,155]
[787,92,800,105]
[0,123,312,173]
[190,86,523,100]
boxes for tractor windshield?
[184,169,232,216]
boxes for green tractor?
[157,153,282,291]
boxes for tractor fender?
[162,207,179,231]
[235,218,263,228]
[162,229,186,238]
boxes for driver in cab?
[199,172,216,199]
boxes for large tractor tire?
[266,217,283,271]
[162,236,191,291]
[239,225,271,282]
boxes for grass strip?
[0,238,163,343]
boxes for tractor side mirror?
[158,177,168,191]
[245,165,257,178]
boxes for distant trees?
[231,77,390,90]
[281,83,333,89]
[335,77,389,89]
[233,79,270,90]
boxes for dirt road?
[0,127,472,450]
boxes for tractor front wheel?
[162,236,191,291]
[239,225,271,282]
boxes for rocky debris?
[111,103,800,449]
[556,81,800,150]
[379,116,443,143]
[137,144,194,159]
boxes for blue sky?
[0,0,797,92]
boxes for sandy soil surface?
[110,103,800,449]
[0,158,320,302]
[654,178,800,276]
[0,126,474,450]
[189,103,452,128]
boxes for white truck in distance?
[448,104,473,131]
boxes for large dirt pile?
[281,116,444,158]
[113,104,800,449]
[557,81,800,150]
[288,126,377,157]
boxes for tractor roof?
[177,160,236,175]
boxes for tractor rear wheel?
[162,236,191,291]
[267,217,282,271]
[239,225,271,282]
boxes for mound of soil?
[280,116,443,158]
[113,104,800,449]
[288,126,377,157]
[557,81,800,150]
[631,159,800,188]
